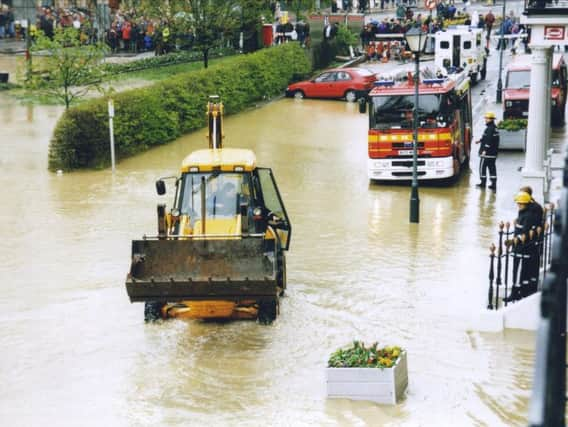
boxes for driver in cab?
[208,182,237,216]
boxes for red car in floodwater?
[285,67,377,102]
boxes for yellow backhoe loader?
[125,96,291,323]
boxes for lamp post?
[405,27,427,224]
[495,0,507,103]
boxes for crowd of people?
[358,5,530,62]
[0,4,15,39]
[106,12,175,55]
[33,5,177,56]
[36,6,95,42]
[5,1,533,61]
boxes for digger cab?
[170,148,291,248]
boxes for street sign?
[544,26,565,41]
[425,0,437,10]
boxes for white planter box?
[326,351,408,405]
[499,129,526,151]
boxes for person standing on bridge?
[475,112,500,192]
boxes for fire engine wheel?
[293,90,305,99]
[345,90,357,102]
[144,301,164,322]
[258,299,279,325]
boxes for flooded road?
[0,50,553,426]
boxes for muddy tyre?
[345,90,357,102]
[144,301,163,322]
[258,300,278,324]
[293,90,305,99]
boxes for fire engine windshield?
[506,70,530,89]
[371,94,443,129]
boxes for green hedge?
[497,118,528,131]
[311,40,340,70]
[48,43,311,171]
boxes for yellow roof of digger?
[181,148,257,173]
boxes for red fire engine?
[359,72,472,181]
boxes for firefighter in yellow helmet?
[504,190,543,302]
[513,190,543,237]
[475,112,500,191]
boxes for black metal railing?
[528,151,568,426]
[487,206,555,310]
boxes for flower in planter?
[496,119,528,132]
[327,340,403,369]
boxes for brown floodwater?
[0,51,546,426]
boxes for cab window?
[255,168,291,249]
[178,172,252,220]
[315,72,335,83]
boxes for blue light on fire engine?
[422,78,446,85]
[374,80,395,87]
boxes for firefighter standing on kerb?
[475,112,500,192]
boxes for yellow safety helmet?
[514,191,532,204]
[484,112,496,120]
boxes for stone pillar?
[544,50,551,155]
[543,50,552,202]
[522,45,551,203]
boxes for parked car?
[285,67,377,102]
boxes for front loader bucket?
[125,238,277,303]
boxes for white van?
[435,26,487,84]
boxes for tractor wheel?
[293,90,305,100]
[144,301,164,322]
[345,90,357,102]
[258,299,279,325]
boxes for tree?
[237,0,271,53]
[187,0,240,68]
[29,27,109,109]
[285,0,313,22]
